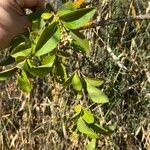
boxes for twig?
[78,14,150,30]
[144,67,150,83]
[95,14,150,26]
[106,46,127,70]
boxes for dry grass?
[0,0,150,149]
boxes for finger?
[16,0,44,8]
[0,16,31,50]
[0,26,11,49]
[17,16,31,34]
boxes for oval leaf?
[86,139,96,150]
[57,2,76,17]
[77,117,98,139]
[82,109,94,124]
[42,53,56,67]
[41,12,52,20]
[105,124,117,133]
[85,77,104,87]
[72,72,82,91]
[11,43,31,58]
[70,31,90,54]
[87,83,109,103]
[27,66,51,77]
[60,8,96,29]
[17,71,32,93]
[72,104,82,118]
[74,104,82,113]
[53,62,67,83]
[35,22,61,56]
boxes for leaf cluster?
[0,1,115,149]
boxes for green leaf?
[82,109,94,124]
[87,83,109,103]
[74,104,82,113]
[27,59,35,68]
[0,67,17,81]
[10,35,27,49]
[60,8,96,29]
[89,123,109,135]
[77,117,98,139]
[31,19,45,32]
[53,62,67,83]
[11,42,31,58]
[0,56,15,66]
[16,60,26,69]
[17,70,32,93]
[41,12,53,20]
[27,10,46,31]
[72,112,80,119]
[70,31,90,54]
[27,11,42,22]
[86,139,96,150]
[63,73,75,86]
[16,60,33,72]
[35,22,61,56]
[76,91,83,99]
[72,104,82,118]
[42,53,56,67]
[105,124,117,133]
[72,72,82,91]
[85,77,104,87]
[57,2,76,17]
[27,66,51,77]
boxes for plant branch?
[95,13,150,26]
[79,13,150,30]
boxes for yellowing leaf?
[72,104,82,118]
[41,12,52,20]
[74,104,82,113]
[82,109,94,124]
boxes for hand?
[0,0,43,50]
